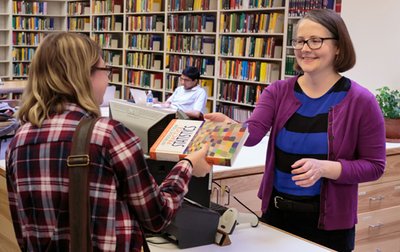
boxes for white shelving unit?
[0,0,312,121]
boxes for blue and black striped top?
[274,77,351,197]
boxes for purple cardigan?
[246,76,386,230]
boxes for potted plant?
[376,86,400,139]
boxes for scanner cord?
[212,181,260,219]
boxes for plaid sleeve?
[5,157,25,249]
[108,122,192,232]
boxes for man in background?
[164,66,207,119]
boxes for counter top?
[148,222,333,252]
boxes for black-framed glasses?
[291,37,337,50]
[92,66,112,79]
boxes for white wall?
[341,0,400,92]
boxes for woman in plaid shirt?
[6,32,212,251]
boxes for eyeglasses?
[92,66,112,79]
[179,77,193,82]
[291,37,337,50]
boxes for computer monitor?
[109,99,176,154]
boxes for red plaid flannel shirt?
[6,104,191,251]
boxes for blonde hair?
[17,32,102,127]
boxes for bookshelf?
[0,0,11,80]
[91,0,125,99]
[217,1,285,122]
[0,0,342,121]
[11,0,67,79]
[124,0,165,102]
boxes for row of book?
[218,81,265,105]
[93,0,123,14]
[67,2,90,15]
[92,33,122,48]
[165,74,180,91]
[126,15,164,32]
[221,0,284,10]
[167,35,215,55]
[127,0,162,13]
[216,103,252,123]
[168,0,217,11]
[288,0,335,17]
[220,12,284,33]
[126,52,163,70]
[125,69,163,89]
[127,34,163,51]
[103,51,122,66]
[12,32,45,46]
[219,59,280,83]
[167,55,214,76]
[12,17,56,31]
[220,36,282,58]
[67,17,90,31]
[109,70,122,83]
[168,14,215,33]
[93,16,123,32]
[13,1,48,15]
[13,63,29,77]
[285,56,300,76]
[12,48,36,61]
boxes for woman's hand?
[204,112,237,124]
[185,143,212,177]
[291,159,342,187]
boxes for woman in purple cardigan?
[206,9,385,252]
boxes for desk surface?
[148,223,332,252]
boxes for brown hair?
[294,9,356,73]
[17,32,102,127]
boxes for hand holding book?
[204,112,237,124]
[183,143,212,177]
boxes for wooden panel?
[354,231,400,252]
[212,174,263,216]
[356,206,400,241]
[358,180,400,213]
[0,175,20,251]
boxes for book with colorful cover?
[149,119,249,166]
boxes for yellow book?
[136,0,141,12]
[219,14,225,32]
[260,62,267,83]
[152,0,161,12]
[201,79,213,97]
